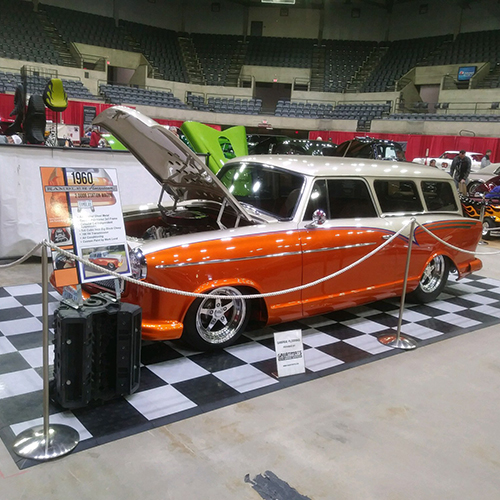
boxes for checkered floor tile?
[2,275,500,469]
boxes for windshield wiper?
[238,202,280,222]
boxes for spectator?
[450,150,472,192]
[429,159,437,168]
[90,127,102,148]
[481,150,492,169]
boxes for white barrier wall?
[0,145,160,259]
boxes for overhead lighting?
[262,0,296,4]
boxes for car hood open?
[93,106,252,222]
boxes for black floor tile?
[73,399,149,438]
[173,374,240,406]
[0,352,31,375]
[190,351,246,372]
[317,342,372,364]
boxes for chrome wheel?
[482,218,494,240]
[419,255,446,294]
[195,287,247,345]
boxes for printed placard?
[41,166,131,286]
[274,329,306,378]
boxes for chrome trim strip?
[156,250,302,269]
[156,241,378,269]
[303,241,378,254]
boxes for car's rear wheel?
[183,286,249,350]
[467,181,482,196]
[408,255,449,303]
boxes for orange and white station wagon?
[90,107,483,350]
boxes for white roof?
[226,155,453,180]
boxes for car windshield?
[217,162,305,220]
[471,154,483,161]
[441,152,457,160]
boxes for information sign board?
[274,329,306,378]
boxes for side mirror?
[306,209,327,228]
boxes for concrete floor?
[1,243,500,500]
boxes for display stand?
[378,219,418,350]
[12,246,80,460]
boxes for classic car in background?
[87,106,482,351]
[412,151,483,171]
[460,193,500,240]
[466,162,500,195]
[333,137,406,161]
[247,135,337,156]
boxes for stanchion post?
[12,244,80,461]
[378,219,418,350]
[478,195,489,245]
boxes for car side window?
[421,181,458,211]
[304,179,377,220]
[374,180,424,213]
[327,179,377,218]
[304,179,328,220]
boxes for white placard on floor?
[274,329,306,378]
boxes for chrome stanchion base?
[378,334,417,350]
[13,424,79,461]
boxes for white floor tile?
[388,309,430,322]
[424,300,466,313]
[302,330,340,347]
[399,323,443,340]
[0,317,43,336]
[304,349,344,372]
[460,293,498,305]
[340,317,388,334]
[0,296,22,310]
[435,313,481,328]
[225,343,275,363]
[19,345,55,368]
[471,304,500,318]
[344,334,394,354]
[4,284,42,296]
[0,369,42,399]
[126,385,197,420]
[11,411,93,441]
[24,301,59,318]
[0,336,16,355]
[214,364,278,393]
[148,357,209,384]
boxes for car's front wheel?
[408,255,449,303]
[183,286,250,350]
[107,262,116,270]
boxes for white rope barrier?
[0,242,44,269]
[414,220,500,256]
[4,216,498,301]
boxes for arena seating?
[45,5,135,53]
[245,37,315,68]
[322,40,376,93]
[362,35,452,92]
[99,84,188,109]
[0,71,96,100]
[0,0,64,66]
[205,97,262,115]
[191,34,244,87]
[426,29,500,67]
[123,22,187,83]
[385,113,500,122]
